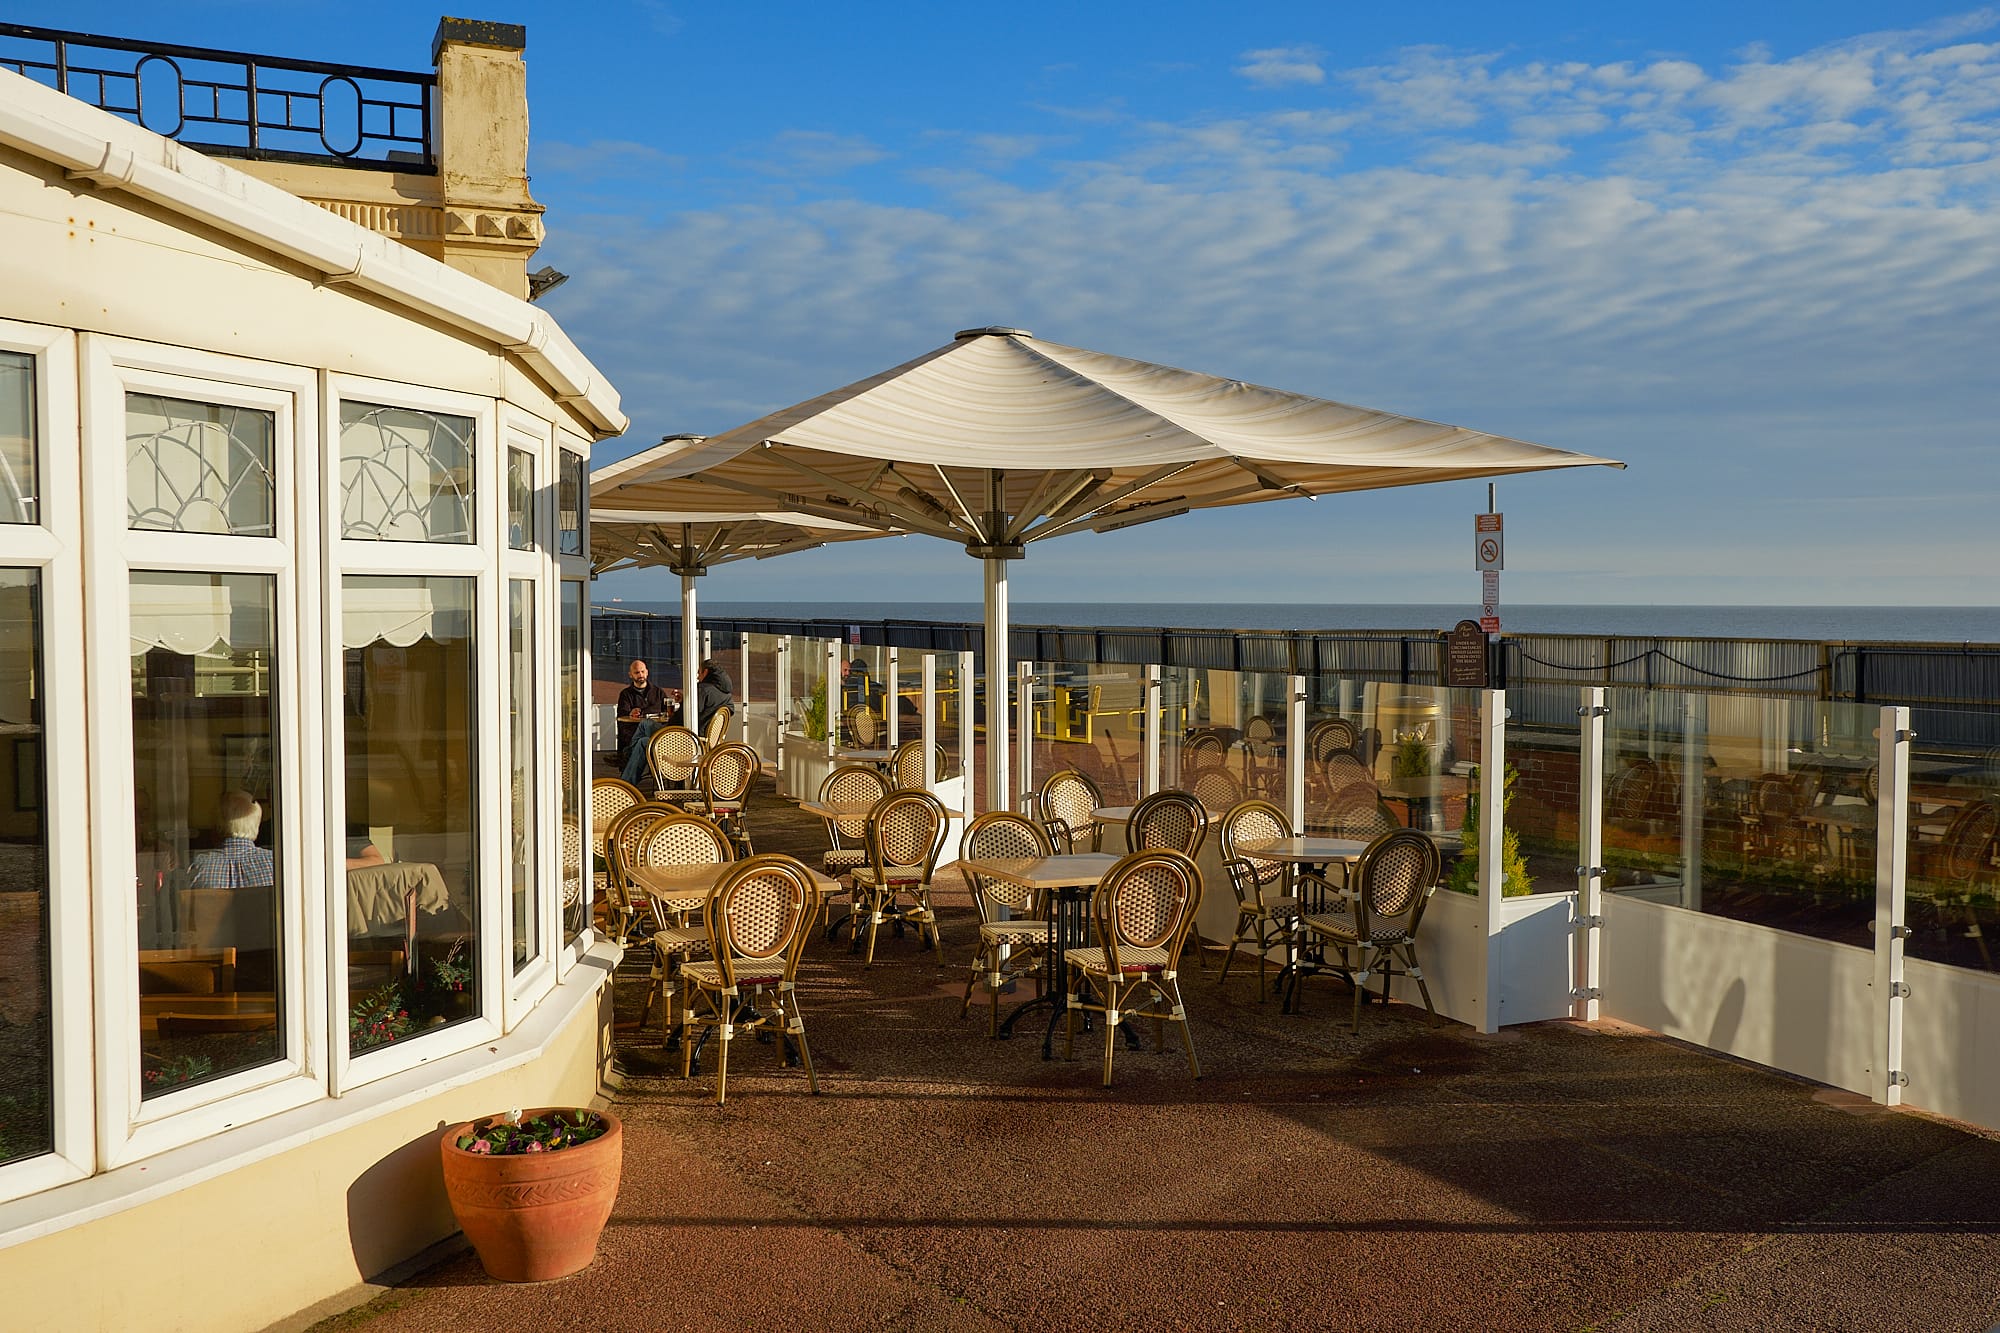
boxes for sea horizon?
[598,600,2000,644]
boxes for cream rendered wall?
[0,982,612,1333]
[0,143,597,443]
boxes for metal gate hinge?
[1574,865,1605,879]
[1896,729,1916,743]
[1577,704,1611,717]
[1571,986,1601,1000]
[1890,981,1912,999]
[1573,914,1604,931]
[1890,925,1913,940]
[1890,1070,1909,1087]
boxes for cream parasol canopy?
[590,327,1623,806]
[588,449,897,705]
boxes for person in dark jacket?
[695,659,733,733]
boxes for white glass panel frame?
[555,429,594,966]
[0,320,91,1203]
[79,336,327,1168]
[324,375,502,1093]
[501,406,557,1021]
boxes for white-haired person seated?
[188,790,275,889]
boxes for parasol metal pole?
[677,568,701,720]
[982,552,1011,811]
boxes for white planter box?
[1382,887,1577,1029]
[778,735,833,800]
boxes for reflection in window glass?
[557,452,583,557]
[338,402,474,543]
[126,394,276,536]
[343,576,478,1054]
[130,572,282,1099]
[507,448,535,552]
[561,582,586,944]
[0,352,35,525]
[508,580,538,972]
[0,571,50,1161]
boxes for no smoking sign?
[1474,512,1503,571]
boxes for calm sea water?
[605,601,2000,643]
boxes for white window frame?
[323,374,503,1094]
[501,405,557,1020]
[78,335,327,1169]
[556,429,594,968]
[0,320,91,1202]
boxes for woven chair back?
[605,802,676,906]
[1606,762,1657,821]
[1245,714,1277,755]
[1094,849,1202,969]
[637,812,735,868]
[1182,732,1227,771]
[866,790,948,879]
[591,777,645,836]
[892,739,946,789]
[560,817,584,907]
[1220,799,1291,889]
[707,855,818,985]
[1354,829,1441,939]
[1037,769,1103,852]
[648,726,706,787]
[1307,717,1359,763]
[703,704,733,749]
[1940,800,2000,882]
[1325,786,1400,840]
[960,811,1051,916]
[1754,775,1795,821]
[822,764,890,842]
[701,743,758,805]
[1319,751,1372,792]
[1188,767,1243,814]
[1864,763,1880,804]
[1127,790,1208,857]
[845,703,881,747]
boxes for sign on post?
[1475,513,1502,635]
[1445,619,1488,687]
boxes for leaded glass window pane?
[557,452,583,557]
[126,394,275,536]
[507,448,534,552]
[0,353,34,525]
[338,402,474,544]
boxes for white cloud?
[1237,46,1327,88]
[749,130,889,178]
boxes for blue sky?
[14,3,2000,608]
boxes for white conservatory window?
[338,402,474,543]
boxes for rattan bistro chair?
[695,742,760,856]
[816,765,891,936]
[1035,767,1104,853]
[843,702,883,748]
[602,801,678,942]
[635,813,736,1043]
[1126,789,1208,857]
[957,812,1054,1036]
[1064,849,1204,1087]
[703,702,733,749]
[892,738,947,790]
[848,789,950,965]
[590,776,646,900]
[678,855,823,1105]
[1216,800,1308,994]
[1187,767,1244,815]
[647,725,707,799]
[1292,829,1443,1031]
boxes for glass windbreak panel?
[743,632,780,760]
[506,448,535,552]
[1025,661,1145,813]
[126,393,276,536]
[343,576,477,1054]
[338,402,474,543]
[1601,691,1881,946]
[130,571,282,1098]
[1903,707,2000,973]
[0,351,36,524]
[0,571,50,1162]
[508,581,538,972]
[938,656,966,800]
[788,637,829,752]
[837,645,887,751]
[1302,675,1371,833]
[561,582,585,945]
[1505,693,1579,895]
[1156,667,1200,792]
[557,452,584,557]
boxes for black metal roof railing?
[0,22,435,172]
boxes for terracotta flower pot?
[439,1107,623,1282]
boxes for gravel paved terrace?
[316,778,2000,1333]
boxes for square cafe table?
[954,851,1121,1059]
[1236,836,1369,1007]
